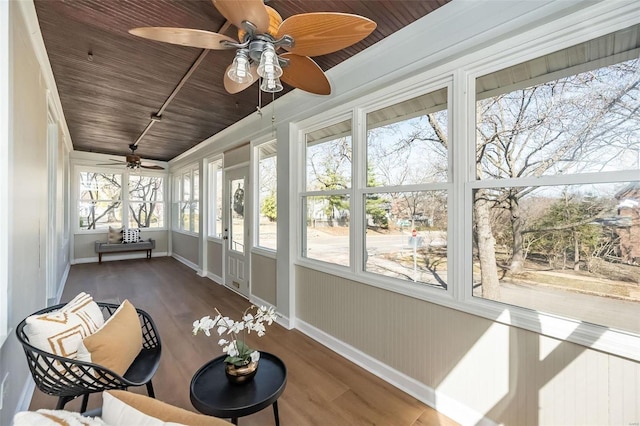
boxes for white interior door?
[224,167,250,298]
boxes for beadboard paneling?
[296,266,640,425]
[251,252,276,305]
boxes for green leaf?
[235,340,253,356]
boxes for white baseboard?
[249,295,291,330]
[295,319,497,426]
[72,252,168,265]
[171,254,200,274]
[206,272,223,285]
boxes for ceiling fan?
[129,0,377,95]
[97,144,164,170]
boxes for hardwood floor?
[29,257,457,425]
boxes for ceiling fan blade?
[129,27,236,50]
[96,159,125,165]
[280,54,331,95]
[276,13,377,57]
[140,164,165,170]
[212,0,270,34]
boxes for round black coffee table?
[190,352,287,425]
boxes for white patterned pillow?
[122,228,141,244]
[24,293,105,370]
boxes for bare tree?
[472,59,640,297]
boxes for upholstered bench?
[95,239,155,263]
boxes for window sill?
[171,229,198,237]
[251,247,277,259]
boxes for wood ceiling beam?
[132,21,233,148]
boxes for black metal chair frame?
[16,302,161,412]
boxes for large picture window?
[256,140,277,250]
[472,25,640,334]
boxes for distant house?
[615,183,640,264]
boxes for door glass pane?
[230,178,245,254]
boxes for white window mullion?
[351,107,366,273]
[122,171,129,228]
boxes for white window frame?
[207,157,223,240]
[75,166,167,233]
[127,173,166,230]
[294,3,640,361]
[173,164,199,235]
[75,167,124,233]
[252,137,278,255]
[300,112,354,270]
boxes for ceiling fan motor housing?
[237,5,282,41]
[126,154,142,168]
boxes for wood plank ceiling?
[34,0,451,162]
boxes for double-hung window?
[78,172,122,230]
[128,175,164,228]
[364,86,450,288]
[255,140,278,250]
[175,166,199,233]
[303,118,352,267]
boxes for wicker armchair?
[16,302,161,412]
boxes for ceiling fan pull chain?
[271,92,276,137]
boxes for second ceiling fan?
[129,0,377,96]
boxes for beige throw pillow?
[103,390,231,426]
[24,293,104,365]
[77,300,142,376]
[108,226,123,244]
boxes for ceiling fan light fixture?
[227,49,254,84]
[256,43,282,79]
[260,75,283,93]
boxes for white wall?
[0,2,71,423]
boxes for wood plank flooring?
[29,257,457,425]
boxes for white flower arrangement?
[193,305,277,367]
